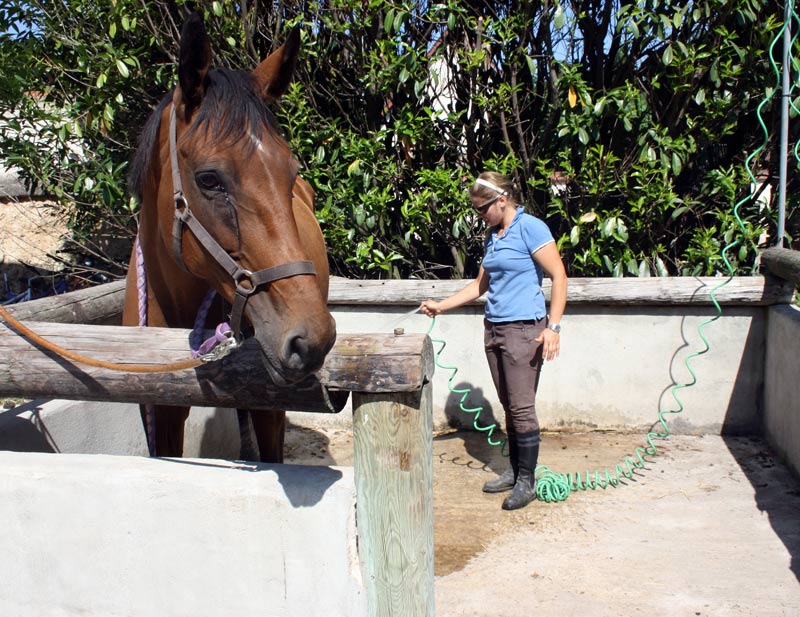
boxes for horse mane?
[128,67,282,203]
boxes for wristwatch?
[546,323,561,334]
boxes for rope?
[136,234,157,455]
[0,304,205,373]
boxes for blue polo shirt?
[482,207,555,322]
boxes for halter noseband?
[168,104,316,342]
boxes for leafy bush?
[0,0,796,281]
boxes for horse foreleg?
[236,409,260,461]
[140,404,191,457]
[249,409,286,464]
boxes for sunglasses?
[473,195,500,215]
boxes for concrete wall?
[0,400,240,458]
[763,304,800,477]
[312,303,766,436]
[0,451,366,617]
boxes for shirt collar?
[492,206,524,236]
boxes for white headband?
[474,178,508,196]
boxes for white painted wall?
[0,452,366,617]
[317,303,766,436]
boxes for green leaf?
[121,15,130,31]
[553,4,566,29]
[212,1,223,16]
[694,89,706,105]
[347,159,362,176]
[662,45,673,66]
[109,22,117,38]
[525,55,536,78]
[384,9,395,34]
[615,219,629,241]
[671,153,682,175]
[671,206,690,219]
[570,225,580,245]
[738,245,748,261]
[115,59,129,78]
[578,128,589,144]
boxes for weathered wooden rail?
[4,275,794,330]
[0,323,432,411]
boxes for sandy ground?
[284,425,800,617]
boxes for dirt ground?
[284,424,800,617]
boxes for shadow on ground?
[723,435,800,583]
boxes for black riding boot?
[502,430,540,510]
[482,433,518,493]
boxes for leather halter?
[168,104,316,341]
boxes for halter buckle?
[233,268,256,296]
[174,192,189,212]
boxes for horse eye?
[195,171,225,192]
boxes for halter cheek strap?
[168,104,316,342]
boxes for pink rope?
[190,288,218,353]
[135,235,157,457]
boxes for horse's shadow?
[166,445,344,509]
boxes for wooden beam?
[3,275,791,329]
[328,275,792,306]
[0,322,433,411]
[761,248,800,286]
[4,279,126,324]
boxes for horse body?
[122,14,335,461]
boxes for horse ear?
[252,26,301,103]
[177,12,212,117]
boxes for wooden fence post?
[351,337,434,617]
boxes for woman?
[421,171,568,510]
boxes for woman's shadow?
[439,382,508,475]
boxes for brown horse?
[122,13,336,461]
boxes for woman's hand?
[535,327,561,361]
[419,300,443,317]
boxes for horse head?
[132,13,336,385]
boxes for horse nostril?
[283,328,311,371]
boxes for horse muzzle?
[252,311,336,385]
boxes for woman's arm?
[420,267,489,316]
[533,242,568,361]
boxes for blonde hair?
[470,172,517,205]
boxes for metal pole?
[777,0,792,248]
